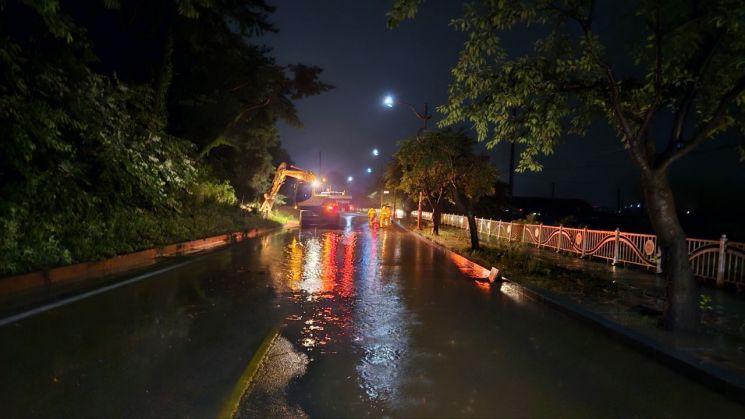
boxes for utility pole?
[384,97,431,229]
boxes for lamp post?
[383,94,431,229]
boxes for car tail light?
[349,205,354,211]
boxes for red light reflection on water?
[321,233,338,294]
[339,232,357,298]
[285,231,358,354]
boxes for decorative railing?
[413,211,744,287]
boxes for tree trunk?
[465,210,479,250]
[641,168,698,331]
[417,191,423,230]
[431,199,442,235]
[149,21,174,131]
[453,188,480,250]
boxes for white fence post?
[581,227,588,258]
[508,222,513,242]
[717,234,728,287]
[538,223,543,248]
[612,228,620,266]
[497,220,503,240]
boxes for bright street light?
[383,95,394,108]
[372,148,379,156]
[347,176,353,182]
[311,180,320,188]
[366,167,372,173]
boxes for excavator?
[259,162,316,218]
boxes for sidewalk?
[407,221,745,403]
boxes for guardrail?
[414,211,744,287]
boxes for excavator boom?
[259,163,316,218]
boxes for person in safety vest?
[380,205,392,227]
[367,207,377,224]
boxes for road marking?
[217,326,281,419]
[0,260,195,327]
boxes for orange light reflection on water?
[321,233,338,294]
[447,251,490,279]
[287,236,304,291]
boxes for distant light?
[311,180,320,188]
[383,190,390,194]
[637,204,641,208]
[395,209,405,218]
[347,176,353,182]
[321,177,327,183]
[372,148,379,156]
[367,167,372,173]
[686,210,690,215]
[383,95,394,108]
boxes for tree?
[395,130,498,243]
[0,0,331,274]
[390,0,745,331]
[442,131,499,250]
[395,134,452,235]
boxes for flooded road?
[1,215,743,417]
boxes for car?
[299,199,341,228]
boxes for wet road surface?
[1,215,743,418]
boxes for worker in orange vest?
[381,205,392,227]
[367,207,377,224]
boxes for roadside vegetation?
[413,221,745,342]
[390,0,745,330]
[0,1,330,276]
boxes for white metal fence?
[414,211,745,287]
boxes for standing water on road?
[1,215,742,418]
[242,216,743,417]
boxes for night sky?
[263,0,744,210]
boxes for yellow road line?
[217,326,281,419]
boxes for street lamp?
[382,92,432,229]
[381,94,432,135]
[366,167,372,173]
[311,179,321,196]
[347,176,353,183]
[372,148,379,157]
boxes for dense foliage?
[395,129,498,248]
[0,0,330,275]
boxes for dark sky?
[263,0,744,210]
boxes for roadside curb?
[398,221,745,405]
[218,327,281,419]
[0,226,280,303]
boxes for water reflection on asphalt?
[1,215,743,418]
[249,215,744,418]
[270,217,410,411]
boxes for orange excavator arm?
[259,162,316,218]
